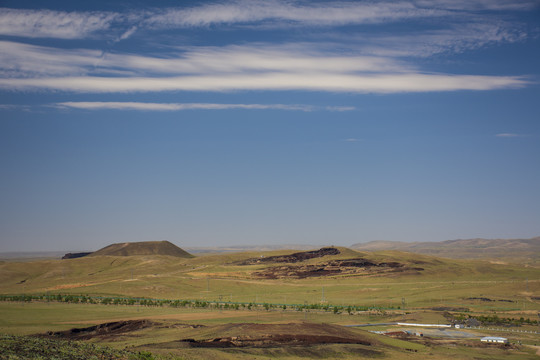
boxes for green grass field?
[1,247,539,359]
[1,249,538,309]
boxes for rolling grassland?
[1,246,539,359]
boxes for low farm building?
[481,336,508,344]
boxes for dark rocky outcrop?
[240,247,340,265]
[62,252,92,260]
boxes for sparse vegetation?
[0,334,151,360]
[0,245,539,359]
[454,313,539,327]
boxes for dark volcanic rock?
[45,320,153,340]
[252,257,412,279]
[62,252,92,259]
[179,322,372,348]
[240,247,340,265]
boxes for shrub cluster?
[454,313,538,326]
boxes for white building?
[481,336,508,344]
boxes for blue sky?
[1,0,539,252]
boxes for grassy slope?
[1,243,538,360]
[1,247,538,311]
[0,334,140,360]
[351,237,540,264]
[1,246,538,360]
[1,302,537,360]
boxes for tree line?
[0,293,398,314]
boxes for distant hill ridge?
[351,236,540,262]
[88,241,193,258]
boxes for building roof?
[481,336,507,341]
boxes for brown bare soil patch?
[239,247,340,265]
[252,258,420,279]
[42,320,375,350]
[179,322,373,348]
[40,320,384,357]
[43,320,154,340]
[182,333,368,348]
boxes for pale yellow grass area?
[57,310,262,325]
[525,345,540,356]
[489,260,509,265]
[46,278,122,290]
[47,283,93,290]
[186,271,250,278]
[506,310,540,315]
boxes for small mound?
[179,322,372,348]
[90,241,193,258]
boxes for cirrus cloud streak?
[0,1,446,39]
[1,1,536,39]
[55,101,354,112]
[0,8,119,39]
[0,41,406,78]
[0,1,535,96]
[0,73,527,94]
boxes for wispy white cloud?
[0,38,528,94]
[415,0,539,11]
[0,41,103,77]
[0,72,526,93]
[2,0,535,40]
[54,101,352,112]
[356,21,527,57]
[0,1,534,95]
[327,106,357,112]
[0,2,428,40]
[495,133,523,137]
[0,104,31,111]
[145,0,446,29]
[0,41,405,78]
[94,44,404,76]
[117,26,138,41]
[144,0,538,30]
[0,8,119,39]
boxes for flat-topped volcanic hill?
[88,240,193,258]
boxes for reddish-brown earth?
[42,321,375,349]
[239,247,340,265]
[179,322,373,348]
[44,320,154,340]
[252,258,421,279]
